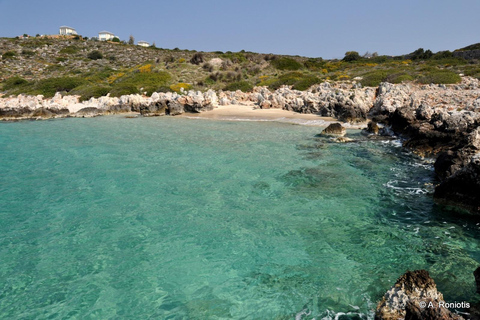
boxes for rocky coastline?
[2,77,479,215]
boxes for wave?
[384,179,429,195]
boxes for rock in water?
[335,136,354,143]
[366,120,380,134]
[434,153,480,213]
[469,267,480,319]
[321,123,346,136]
[375,270,463,320]
[475,267,480,294]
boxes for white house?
[59,26,77,36]
[138,41,149,47]
[98,31,115,41]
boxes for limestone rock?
[321,123,346,136]
[366,121,380,134]
[434,153,480,213]
[375,270,463,320]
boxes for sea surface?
[0,116,479,319]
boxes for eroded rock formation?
[375,270,464,320]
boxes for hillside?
[1,36,480,100]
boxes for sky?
[0,0,479,59]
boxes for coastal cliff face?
[1,78,479,214]
[0,89,219,119]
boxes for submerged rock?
[375,270,463,320]
[334,136,354,143]
[321,123,346,136]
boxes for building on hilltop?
[137,41,150,47]
[59,26,77,36]
[98,31,115,41]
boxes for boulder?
[139,100,167,116]
[434,153,480,213]
[375,270,463,320]
[167,100,184,116]
[76,107,102,117]
[366,120,380,134]
[321,123,346,136]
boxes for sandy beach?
[179,104,367,128]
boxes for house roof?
[138,41,149,44]
[60,26,76,30]
[99,31,115,35]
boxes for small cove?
[0,116,479,319]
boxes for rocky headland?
[2,77,479,214]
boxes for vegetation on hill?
[455,43,480,52]
[1,36,479,99]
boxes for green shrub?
[59,46,79,54]
[455,43,480,51]
[294,76,321,90]
[304,58,325,71]
[265,72,320,90]
[221,52,247,63]
[190,53,204,65]
[270,57,303,71]
[2,76,29,90]
[69,85,112,101]
[223,81,253,92]
[109,84,139,97]
[360,70,389,87]
[156,86,172,93]
[384,72,414,84]
[343,51,361,62]
[392,74,415,83]
[112,37,120,43]
[21,49,35,57]
[87,50,103,60]
[426,57,467,66]
[111,71,172,96]
[417,70,461,84]
[410,48,433,60]
[83,67,115,82]
[2,51,16,59]
[36,77,86,97]
[370,55,389,63]
[432,50,453,60]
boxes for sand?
[179,104,367,129]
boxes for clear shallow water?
[0,116,479,319]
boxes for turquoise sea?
[0,116,479,319]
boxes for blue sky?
[0,0,479,59]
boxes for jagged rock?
[139,100,167,116]
[335,136,354,143]
[167,100,184,116]
[366,121,380,134]
[405,299,464,320]
[0,89,220,120]
[375,270,463,320]
[475,267,480,294]
[321,123,346,136]
[468,267,480,320]
[76,107,102,117]
[434,153,480,212]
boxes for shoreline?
[177,104,368,129]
